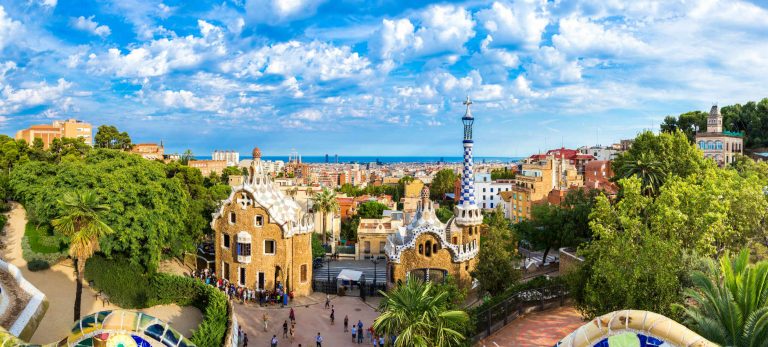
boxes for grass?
[25,223,67,254]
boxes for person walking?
[330,307,335,325]
[373,335,378,347]
[378,335,384,347]
[289,323,295,343]
[289,307,296,322]
[243,333,248,347]
[343,315,349,332]
[282,320,289,338]
[316,332,323,347]
[325,294,330,309]
[357,321,364,344]
[351,325,357,342]
[270,335,278,347]
[262,313,269,332]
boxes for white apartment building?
[474,173,514,211]
[578,145,620,161]
[212,150,240,166]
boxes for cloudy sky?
[0,0,767,156]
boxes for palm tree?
[614,152,664,195]
[181,149,194,165]
[287,186,299,200]
[679,249,768,346]
[374,276,469,347]
[52,191,114,321]
[311,188,339,245]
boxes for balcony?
[237,254,251,264]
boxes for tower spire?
[455,96,482,226]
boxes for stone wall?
[390,233,475,289]
[0,259,48,341]
[558,247,583,275]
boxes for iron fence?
[471,285,568,342]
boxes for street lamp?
[326,254,332,294]
[371,258,380,289]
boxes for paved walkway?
[477,306,585,347]
[234,293,380,347]
[0,203,202,344]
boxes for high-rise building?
[15,118,93,149]
[212,150,240,166]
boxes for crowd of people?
[192,268,294,306]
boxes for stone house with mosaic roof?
[212,147,315,297]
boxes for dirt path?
[0,203,202,344]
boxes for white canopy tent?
[337,269,363,282]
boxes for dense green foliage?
[85,256,229,347]
[94,125,132,149]
[613,130,710,195]
[25,223,67,254]
[473,208,519,296]
[431,169,457,201]
[9,149,203,271]
[337,182,403,202]
[471,275,565,315]
[312,188,339,244]
[490,168,515,180]
[435,206,453,223]
[374,276,469,347]
[27,259,51,271]
[662,98,768,148]
[515,189,599,262]
[311,233,326,259]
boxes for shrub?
[25,223,67,254]
[27,259,50,271]
[85,256,229,347]
[21,235,68,266]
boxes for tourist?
[378,335,384,347]
[270,335,278,347]
[289,323,295,343]
[283,320,288,338]
[289,307,295,322]
[367,326,373,343]
[262,313,269,332]
[316,332,323,347]
[330,307,335,325]
[243,333,248,347]
[373,334,378,347]
[343,315,349,332]
[325,294,330,309]
[351,325,357,342]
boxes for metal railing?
[337,245,356,254]
[471,284,568,342]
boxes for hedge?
[21,235,68,271]
[85,256,229,347]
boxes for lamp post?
[326,254,332,294]
[371,258,380,289]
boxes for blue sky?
[1,0,767,156]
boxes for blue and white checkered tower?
[454,96,483,226]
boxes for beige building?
[403,179,425,198]
[356,216,403,260]
[505,154,582,222]
[131,143,164,160]
[212,147,315,296]
[189,160,228,176]
[696,105,743,166]
[15,119,92,149]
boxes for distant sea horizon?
[193,155,524,164]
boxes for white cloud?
[71,16,111,37]
[155,89,223,112]
[292,109,322,121]
[245,0,326,25]
[87,20,225,77]
[527,46,582,84]
[222,41,372,81]
[0,6,21,51]
[0,78,72,114]
[552,16,648,57]
[476,1,549,50]
[370,5,475,61]
[0,61,16,81]
[38,0,57,8]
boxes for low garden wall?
[0,259,48,341]
[559,247,584,275]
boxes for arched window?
[229,212,236,224]
[716,141,723,150]
[707,141,714,150]
[425,240,432,257]
[432,243,438,254]
[418,244,423,255]
[698,141,705,149]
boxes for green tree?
[490,168,515,180]
[435,206,453,223]
[52,191,114,321]
[312,188,339,245]
[374,276,469,347]
[472,225,520,296]
[311,233,325,259]
[181,149,194,165]
[220,166,242,185]
[431,169,457,201]
[356,201,388,218]
[94,125,132,149]
[679,249,768,346]
[49,137,90,162]
[660,111,708,142]
[613,130,710,195]
[575,177,684,318]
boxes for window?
[223,262,230,280]
[254,215,263,227]
[237,242,251,257]
[490,188,494,192]
[239,267,246,286]
[379,242,386,254]
[258,272,265,290]
[432,243,438,254]
[452,237,458,244]
[418,244,424,254]
[264,240,276,255]
[490,203,494,208]
[223,234,230,248]
[364,241,371,253]
[301,264,308,283]
[229,212,236,224]
[482,188,486,192]
[425,240,432,257]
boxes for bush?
[27,259,51,271]
[21,235,68,266]
[471,276,565,315]
[25,223,67,254]
[85,256,229,347]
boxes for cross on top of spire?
[463,96,473,118]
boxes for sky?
[0,0,767,157]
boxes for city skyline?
[1,0,767,155]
